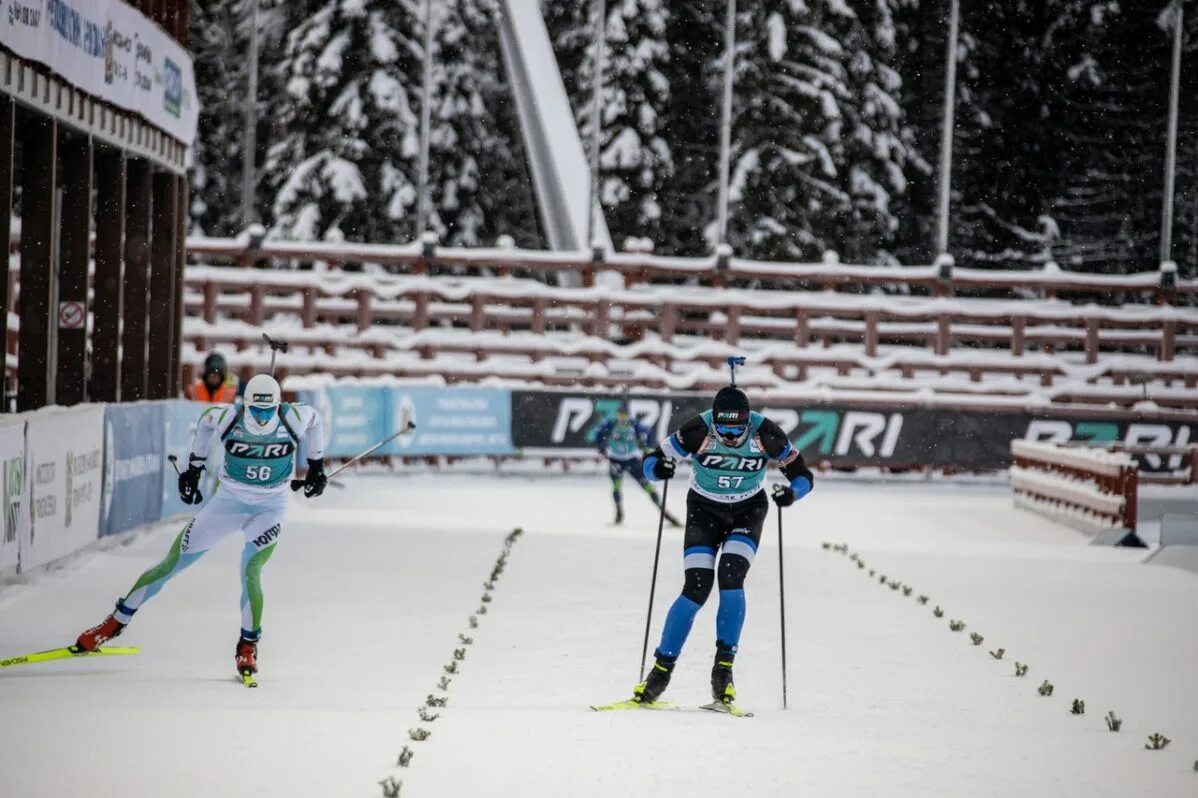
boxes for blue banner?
[316,385,391,459]
[160,400,216,519]
[101,403,165,536]
[387,387,513,456]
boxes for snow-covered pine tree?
[189,0,300,235]
[428,0,541,248]
[726,0,914,264]
[189,0,245,235]
[889,0,945,266]
[949,3,1067,268]
[543,0,674,250]
[267,0,424,243]
[1045,1,1198,279]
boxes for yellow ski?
[590,699,674,711]
[698,701,754,718]
[0,646,140,670]
[238,669,258,689]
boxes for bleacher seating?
[170,247,1198,410]
[5,235,1196,410]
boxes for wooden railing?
[184,235,1195,301]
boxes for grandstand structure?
[0,0,195,410]
[175,238,1197,415]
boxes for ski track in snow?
[1,474,1196,797]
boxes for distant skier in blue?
[630,376,814,711]
[590,398,680,527]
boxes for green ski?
[0,645,140,670]
[238,669,258,689]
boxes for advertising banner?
[0,0,199,145]
[24,406,104,569]
[388,387,513,456]
[0,421,27,575]
[317,385,391,459]
[160,400,214,519]
[511,390,1196,472]
[298,385,514,458]
[101,403,164,536]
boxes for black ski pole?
[776,493,789,710]
[638,476,669,682]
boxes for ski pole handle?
[290,421,417,490]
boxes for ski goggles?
[715,424,748,441]
[248,405,278,425]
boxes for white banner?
[25,406,104,570]
[0,420,27,576]
[0,0,198,145]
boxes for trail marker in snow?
[1145,733,1171,750]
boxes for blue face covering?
[248,405,277,425]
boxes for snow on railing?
[180,235,1195,299]
[1009,439,1138,538]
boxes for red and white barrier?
[1009,439,1139,543]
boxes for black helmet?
[203,352,227,377]
[712,386,750,445]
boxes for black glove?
[645,455,675,480]
[178,463,204,505]
[772,484,795,508]
[299,458,327,498]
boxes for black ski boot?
[711,641,737,704]
[632,652,676,704]
[614,504,625,525]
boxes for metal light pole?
[935,0,961,257]
[715,0,737,246]
[1161,0,1185,264]
[241,0,260,228]
[586,0,606,249]
[416,0,435,238]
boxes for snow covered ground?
[2,474,1196,797]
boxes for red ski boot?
[74,614,125,653]
[235,637,258,675]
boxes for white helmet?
[244,374,281,425]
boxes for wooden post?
[1121,464,1138,533]
[863,311,879,357]
[93,149,126,402]
[56,133,93,406]
[301,287,316,327]
[0,97,12,407]
[147,171,178,399]
[1011,315,1026,357]
[726,307,741,345]
[1084,318,1099,365]
[1160,320,1176,362]
[172,177,188,396]
[935,314,951,356]
[121,158,153,401]
[356,290,373,331]
[17,116,56,411]
[531,297,546,334]
[794,309,809,348]
[660,304,677,343]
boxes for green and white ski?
[238,669,258,689]
[698,701,754,718]
[590,699,673,711]
[0,645,140,670]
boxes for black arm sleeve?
[646,415,709,462]
[758,418,815,486]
